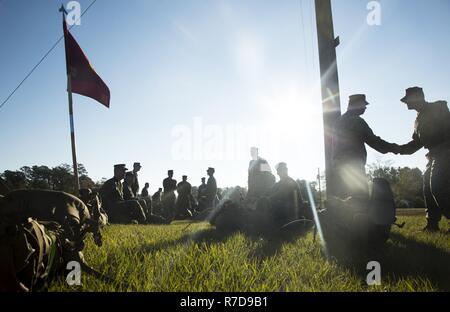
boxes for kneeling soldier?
[99,164,146,224]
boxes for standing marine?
[205,168,218,209]
[247,147,276,201]
[196,177,208,212]
[397,87,450,232]
[131,162,142,197]
[141,182,150,198]
[162,170,177,220]
[175,176,193,219]
[332,94,400,200]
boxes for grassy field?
[49,215,449,292]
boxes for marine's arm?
[361,119,399,154]
[398,133,423,155]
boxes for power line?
[299,0,310,81]
[0,0,98,111]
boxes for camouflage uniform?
[123,179,152,218]
[141,186,149,198]
[1,189,91,240]
[197,181,208,212]
[0,218,61,292]
[270,177,304,226]
[0,189,106,291]
[99,177,146,224]
[175,180,193,219]
[131,172,139,197]
[131,162,142,197]
[399,100,450,225]
[162,177,177,220]
[248,158,276,200]
[205,174,218,209]
[332,109,398,199]
[152,190,163,215]
[123,179,135,201]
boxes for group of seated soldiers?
[245,147,311,227]
[99,162,219,224]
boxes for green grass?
[49,216,450,292]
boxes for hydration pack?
[0,218,62,292]
[320,178,397,248]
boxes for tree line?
[1,161,425,208]
[367,161,424,208]
[0,164,98,195]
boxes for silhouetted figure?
[141,183,150,198]
[162,170,177,220]
[175,176,193,219]
[123,171,136,201]
[152,188,163,215]
[122,171,166,224]
[205,168,218,209]
[397,87,450,232]
[152,188,162,205]
[99,164,146,224]
[247,147,276,201]
[270,163,305,226]
[332,94,400,200]
[197,177,208,212]
[131,162,142,197]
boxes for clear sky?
[1,0,449,194]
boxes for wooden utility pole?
[314,0,341,198]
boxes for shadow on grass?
[380,233,450,290]
[135,224,309,262]
[136,228,234,257]
[327,233,450,290]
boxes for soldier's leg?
[430,153,450,220]
[106,203,125,224]
[153,201,162,216]
[423,163,441,229]
[146,214,170,224]
[137,199,150,218]
[144,197,152,214]
[335,161,369,201]
[168,195,176,220]
[178,198,192,219]
[125,200,147,224]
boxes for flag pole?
[61,5,80,192]
[67,73,80,191]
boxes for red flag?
[63,20,110,108]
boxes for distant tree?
[393,167,424,208]
[51,164,74,192]
[1,170,27,190]
[367,159,397,184]
[93,178,108,190]
[27,165,53,189]
[1,163,95,196]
